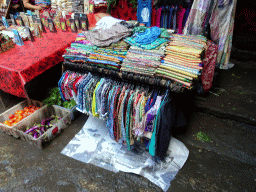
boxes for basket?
[53,105,80,120]
[16,105,72,149]
[0,100,44,138]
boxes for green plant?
[43,87,76,109]
[106,0,137,13]
[194,131,211,142]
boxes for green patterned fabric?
[124,37,168,50]
[132,26,170,38]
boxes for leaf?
[57,100,62,106]
[194,131,211,142]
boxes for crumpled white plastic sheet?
[61,116,189,191]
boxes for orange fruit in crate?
[9,114,15,119]
[1,105,40,125]
[4,120,11,126]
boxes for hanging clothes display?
[137,0,152,27]
[183,0,237,69]
[58,70,186,160]
[151,0,193,33]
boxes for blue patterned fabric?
[137,0,152,27]
[134,27,161,45]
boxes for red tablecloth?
[0,31,77,98]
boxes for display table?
[0,31,77,98]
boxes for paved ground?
[0,58,256,192]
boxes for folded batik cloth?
[134,26,161,45]
[124,37,168,50]
[125,57,160,68]
[170,34,207,46]
[89,53,123,63]
[159,62,201,75]
[84,23,132,47]
[155,73,192,87]
[129,46,166,55]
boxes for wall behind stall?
[232,0,256,52]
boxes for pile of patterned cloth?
[121,26,169,76]
[63,22,132,70]
[0,33,15,53]
[54,0,84,12]
[35,0,51,9]
[156,34,207,87]
[63,20,216,90]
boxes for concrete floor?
[1,58,256,192]
[0,111,255,192]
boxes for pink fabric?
[156,7,162,27]
[177,6,186,34]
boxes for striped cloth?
[156,34,206,87]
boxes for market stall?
[0,0,237,191]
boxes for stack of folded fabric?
[121,46,165,76]
[121,26,169,76]
[63,33,130,70]
[87,40,129,70]
[156,34,207,87]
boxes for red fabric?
[111,0,137,21]
[0,30,77,98]
[151,7,157,26]
[201,41,218,92]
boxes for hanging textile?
[201,40,218,92]
[58,70,186,160]
[137,0,152,27]
[183,0,237,69]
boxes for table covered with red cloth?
[0,31,77,98]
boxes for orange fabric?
[87,13,111,30]
[87,13,97,28]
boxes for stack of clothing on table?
[156,34,207,87]
[121,26,169,76]
[63,21,133,70]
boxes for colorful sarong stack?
[63,33,130,70]
[121,46,165,76]
[121,26,169,76]
[156,34,207,87]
